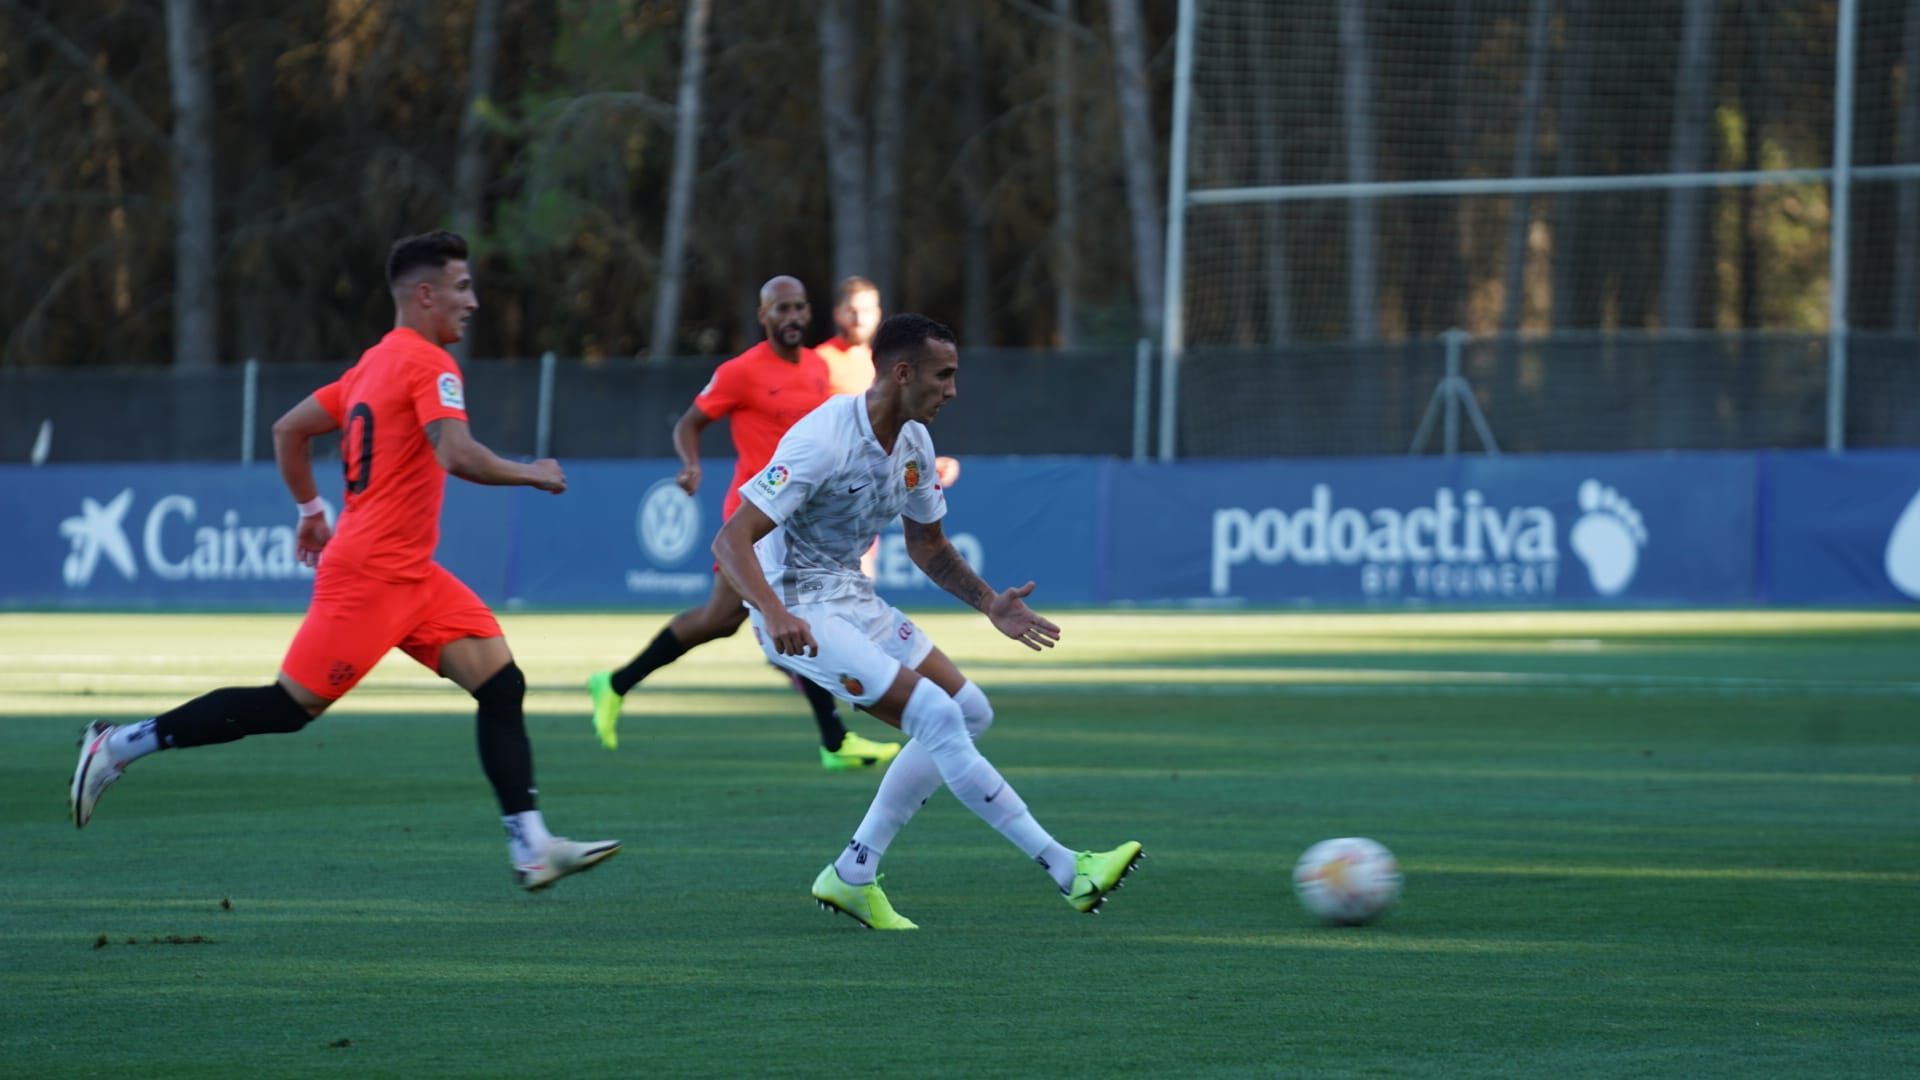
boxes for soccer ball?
[1293,837,1402,925]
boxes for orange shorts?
[281,561,501,700]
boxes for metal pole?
[535,351,557,459]
[1157,0,1197,463]
[1443,330,1464,457]
[1828,0,1858,454]
[241,357,258,464]
[1131,338,1151,463]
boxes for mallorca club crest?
[839,674,865,697]
[903,459,921,491]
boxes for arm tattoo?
[425,421,444,448]
[920,543,990,611]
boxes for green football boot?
[586,671,622,751]
[819,731,901,772]
[811,864,918,930]
[1064,842,1145,914]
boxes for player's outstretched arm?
[273,394,341,566]
[713,501,817,656]
[425,418,566,493]
[671,404,714,495]
[904,518,1060,651]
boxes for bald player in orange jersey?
[68,231,619,893]
[586,276,902,771]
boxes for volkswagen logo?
[637,479,700,564]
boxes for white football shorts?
[747,591,934,707]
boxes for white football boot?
[513,837,622,891]
[70,720,126,829]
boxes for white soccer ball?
[1293,837,1402,925]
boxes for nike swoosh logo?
[848,484,868,494]
[985,784,1004,802]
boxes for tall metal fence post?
[1131,338,1151,463]
[535,351,557,459]
[241,357,259,464]
[1443,330,1463,456]
[1827,0,1858,453]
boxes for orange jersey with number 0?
[311,327,469,581]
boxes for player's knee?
[900,679,967,755]
[472,661,525,712]
[953,680,994,739]
[257,683,317,734]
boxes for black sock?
[610,627,686,696]
[152,684,312,749]
[798,678,848,751]
[474,662,536,815]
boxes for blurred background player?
[587,276,901,771]
[713,313,1142,929]
[815,276,960,579]
[68,231,619,891]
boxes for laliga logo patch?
[903,459,921,491]
[758,463,790,491]
[437,373,464,409]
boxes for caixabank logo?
[58,489,315,587]
[1209,478,1649,601]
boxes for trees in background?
[2,1,1916,369]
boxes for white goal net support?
[1160,0,1920,458]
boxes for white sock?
[900,681,1070,887]
[106,719,161,765]
[836,681,999,884]
[503,810,554,864]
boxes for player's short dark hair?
[872,314,956,368]
[837,275,878,304]
[387,231,468,289]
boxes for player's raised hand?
[295,513,332,568]
[763,609,818,658]
[529,458,566,494]
[676,462,701,496]
[987,581,1061,651]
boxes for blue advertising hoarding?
[1761,450,1920,605]
[2,452,1915,611]
[1105,454,1757,605]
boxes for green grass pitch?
[3,610,1918,1077]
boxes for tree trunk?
[1337,0,1378,343]
[649,0,712,361]
[165,0,218,369]
[1661,0,1717,331]
[1498,0,1552,340]
[1053,0,1079,346]
[818,0,870,287]
[1107,0,1164,343]
[1257,9,1290,344]
[1893,0,1920,332]
[450,0,504,362]
[870,0,906,306]
[959,9,992,345]
[1550,0,1597,329]
[452,0,504,238]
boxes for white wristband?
[296,497,327,518]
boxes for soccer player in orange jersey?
[68,231,619,892]
[586,276,902,771]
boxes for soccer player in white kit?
[712,313,1143,929]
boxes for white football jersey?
[739,394,947,605]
